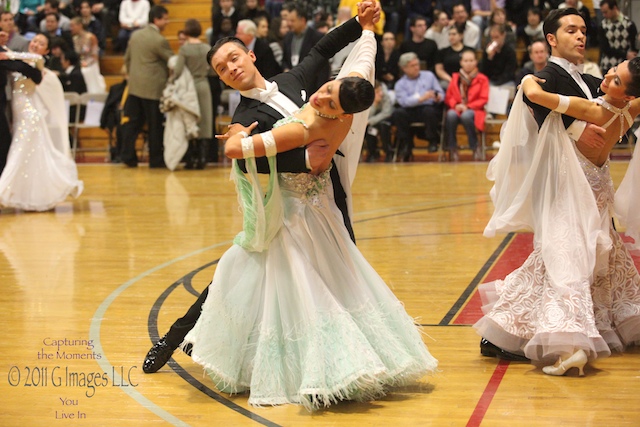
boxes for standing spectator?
[365,80,393,162]
[235,19,281,79]
[444,49,489,161]
[70,16,106,93]
[515,39,548,83]
[265,0,284,19]
[451,3,481,49]
[120,5,173,168]
[399,15,438,72]
[598,0,638,75]
[523,7,544,46]
[282,2,326,89]
[0,11,30,52]
[426,10,451,50]
[393,52,445,159]
[211,0,241,44]
[78,0,105,52]
[505,0,532,41]
[435,25,475,90]
[171,19,213,170]
[480,23,517,88]
[115,0,150,52]
[375,31,400,90]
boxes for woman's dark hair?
[62,49,80,66]
[268,17,284,42]
[183,19,202,38]
[625,57,640,97]
[338,77,375,114]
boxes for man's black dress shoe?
[480,338,530,362]
[143,335,175,373]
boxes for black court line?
[147,260,282,427]
[438,233,516,326]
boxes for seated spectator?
[451,3,481,49]
[78,0,105,52]
[435,25,475,90]
[393,52,444,159]
[114,0,149,52]
[426,10,451,50]
[471,0,505,35]
[381,0,401,34]
[480,23,517,89]
[405,0,434,36]
[45,36,67,73]
[400,15,438,72]
[41,12,73,49]
[253,14,269,38]
[375,31,401,90]
[515,39,548,83]
[523,7,544,46]
[444,49,489,161]
[210,0,241,44]
[0,11,29,52]
[241,0,268,22]
[481,8,516,50]
[365,81,394,162]
[58,49,88,94]
[70,16,106,93]
[17,0,45,34]
[38,0,70,32]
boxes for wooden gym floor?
[1,159,639,426]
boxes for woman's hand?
[216,121,258,140]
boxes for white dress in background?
[474,89,640,364]
[0,59,83,211]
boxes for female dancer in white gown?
[0,34,83,211]
[183,30,437,410]
[474,59,640,376]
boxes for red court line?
[454,233,640,325]
[466,359,510,427]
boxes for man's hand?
[216,121,258,140]
[577,123,606,148]
[357,1,380,30]
[306,139,331,173]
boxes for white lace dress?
[183,113,437,411]
[0,60,83,211]
[474,91,640,365]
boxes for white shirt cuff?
[305,149,311,170]
[567,119,586,141]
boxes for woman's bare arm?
[522,77,611,125]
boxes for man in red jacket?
[444,49,489,161]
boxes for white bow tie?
[569,63,584,74]
[253,81,279,102]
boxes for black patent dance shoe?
[480,338,530,362]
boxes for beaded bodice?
[273,105,332,203]
[575,147,614,214]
